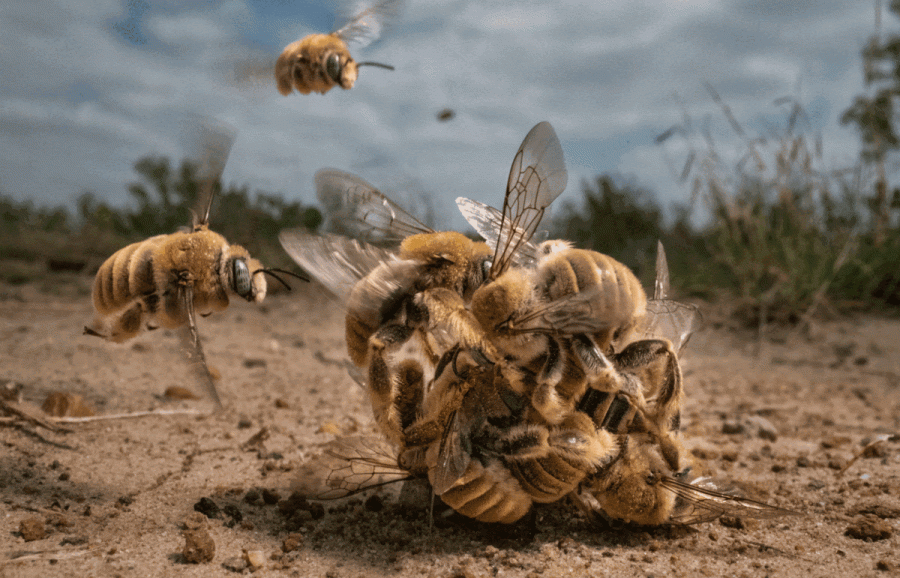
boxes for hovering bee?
[85,120,305,408]
[275,0,401,95]
[280,121,568,443]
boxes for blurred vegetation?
[0,156,321,287]
[4,5,900,324]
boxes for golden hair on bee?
[275,0,401,96]
[399,231,492,296]
[276,34,358,95]
[86,119,306,408]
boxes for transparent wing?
[637,241,702,353]
[641,300,702,354]
[315,168,432,245]
[661,476,798,525]
[332,0,405,47]
[278,228,398,301]
[293,436,412,500]
[430,410,472,496]
[179,283,223,410]
[502,285,635,337]
[490,121,568,278]
[653,239,670,301]
[456,197,541,269]
[187,117,236,227]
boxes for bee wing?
[315,168,432,245]
[506,285,635,336]
[660,476,798,525]
[638,240,702,353]
[490,121,568,278]
[178,283,224,411]
[187,117,236,227]
[332,0,405,47]
[641,299,702,354]
[293,435,412,500]
[456,197,541,269]
[278,228,399,302]
[653,239,670,301]
[430,410,473,496]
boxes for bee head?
[399,232,491,295]
[225,245,267,303]
[325,52,358,89]
[471,269,532,336]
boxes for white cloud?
[0,0,886,234]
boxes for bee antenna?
[254,268,309,290]
[357,61,395,70]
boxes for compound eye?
[326,53,342,82]
[481,259,492,279]
[232,259,252,299]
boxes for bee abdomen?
[93,236,162,314]
[437,459,532,524]
[505,455,582,503]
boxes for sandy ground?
[1,279,898,577]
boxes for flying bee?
[280,121,568,444]
[275,0,401,95]
[85,120,306,408]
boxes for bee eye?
[481,259,492,279]
[232,259,252,299]
[326,53,342,82]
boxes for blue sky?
[0,1,889,230]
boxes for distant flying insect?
[85,120,306,408]
[275,0,402,95]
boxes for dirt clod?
[19,517,46,541]
[182,518,215,563]
[845,515,893,541]
[282,532,303,552]
[222,556,248,573]
[194,497,221,519]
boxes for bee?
[574,428,797,526]
[275,0,401,95]
[280,121,568,443]
[85,120,305,408]
[400,346,617,524]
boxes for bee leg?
[395,359,425,432]
[530,338,569,424]
[402,349,480,449]
[613,339,683,431]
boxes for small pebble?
[244,549,266,570]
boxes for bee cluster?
[282,122,793,527]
